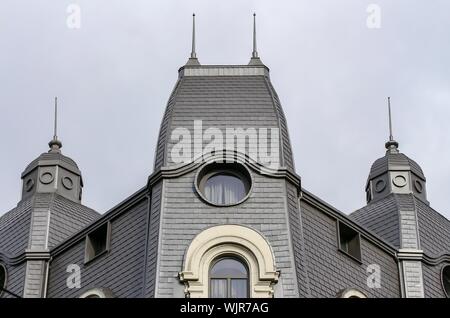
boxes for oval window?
[196,163,251,206]
[0,264,7,297]
[205,174,246,205]
[442,265,450,298]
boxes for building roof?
[301,188,398,254]
[369,151,425,182]
[350,193,450,258]
[415,198,450,258]
[350,193,402,248]
[47,194,100,248]
[0,198,33,258]
[0,193,100,261]
[154,64,295,171]
[22,151,81,177]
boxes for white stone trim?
[179,225,279,298]
[397,249,424,260]
[338,288,368,298]
[79,288,114,298]
[401,260,425,298]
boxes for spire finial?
[53,96,58,140]
[249,13,263,65]
[385,96,399,153]
[48,96,62,153]
[388,96,393,141]
[252,13,258,58]
[185,13,200,65]
[191,13,196,59]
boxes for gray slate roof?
[22,152,80,177]
[351,193,450,258]
[0,198,33,257]
[0,193,100,259]
[369,152,425,181]
[415,199,450,258]
[154,65,295,171]
[350,193,401,248]
[47,194,100,248]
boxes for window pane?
[88,223,108,257]
[210,279,227,298]
[205,174,246,205]
[210,258,248,278]
[231,279,248,298]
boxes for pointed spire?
[191,13,197,59]
[53,96,58,140]
[388,96,394,141]
[186,13,200,66]
[48,96,62,153]
[252,13,258,58]
[249,13,263,65]
[385,97,399,153]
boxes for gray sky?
[1,0,449,219]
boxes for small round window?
[0,264,7,297]
[196,163,251,206]
[442,265,450,298]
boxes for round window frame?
[441,265,450,298]
[62,176,74,190]
[0,263,7,297]
[374,179,386,193]
[39,172,54,185]
[393,175,407,188]
[25,178,35,192]
[195,163,253,207]
[414,180,424,193]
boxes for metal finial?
[252,13,258,58]
[54,96,58,140]
[48,96,62,152]
[388,97,393,141]
[385,96,399,152]
[191,13,196,59]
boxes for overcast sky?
[0,0,449,219]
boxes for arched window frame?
[337,288,368,298]
[79,288,114,298]
[179,225,279,298]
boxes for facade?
[1,18,450,299]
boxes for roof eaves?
[301,188,398,255]
[49,185,149,257]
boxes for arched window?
[209,257,249,298]
[179,225,279,298]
